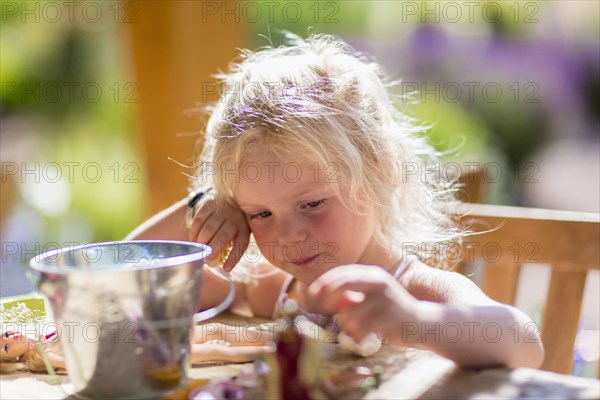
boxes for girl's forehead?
[237,155,341,186]
[229,147,348,203]
[239,145,314,164]
[239,148,342,176]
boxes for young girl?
[127,34,544,369]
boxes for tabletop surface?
[1,314,599,399]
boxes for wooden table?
[2,315,599,399]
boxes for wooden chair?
[456,164,486,204]
[455,203,600,375]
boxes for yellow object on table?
[0,292,46,323]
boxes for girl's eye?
[3,332,8,338]
[3,344,8,353]
[301,199,326,209]
[249,211,272,220]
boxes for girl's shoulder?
[242,263,294,319]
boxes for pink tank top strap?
[393,255,418,281]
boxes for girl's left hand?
[187,191,251,272]
[306,265,421,344]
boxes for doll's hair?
[196,34,461,267]
[0,349,46,374]
[0,321,51,374]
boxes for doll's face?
[1,331,30,359]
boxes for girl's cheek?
[248,226,271,249]
[248,220,267,237]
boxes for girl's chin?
[276,257,343,283]
[288,265,334,285]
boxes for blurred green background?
[3,1,598,243]
[1,0,599,376]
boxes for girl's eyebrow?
[237,202,263,209]
[238,187,328,209]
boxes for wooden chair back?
[456,165,486,204]
[456,203,600,375]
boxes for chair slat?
[540,269,587,374]
[457,203,599,375]
[460,213,599,272]
[481,263,520,305]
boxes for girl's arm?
[307,262,544,369]
[397,261,544,368]
[124,197,289,319]
[125,193,251,272]
[125,198,241,313]
[124,199,189,241]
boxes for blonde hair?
[0,349,46,374]
[196,34,461,267]
[0,320,55,374]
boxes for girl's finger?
[336,290,365,310]
[308,288,358,316]
[338,299,382,342]
[223,228,250,272]
[313,263,394,291]
[194,216,227,257]
[188,199,216,243]
[309,279,382,315]
[208,223,238,262]
[307,265,377,298]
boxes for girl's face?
[234,151,390,284]
[1,330,30,359]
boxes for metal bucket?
[28,240,235,398]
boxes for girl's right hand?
[187,191,251,272]
[306,264,421,345]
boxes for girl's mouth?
[291,254,320,267]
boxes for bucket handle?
[193,263,235,323]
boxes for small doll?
[0,321,275,376]
[192,322,276,364]
[0,327,65,373]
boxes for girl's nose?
[276,217,308,244]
